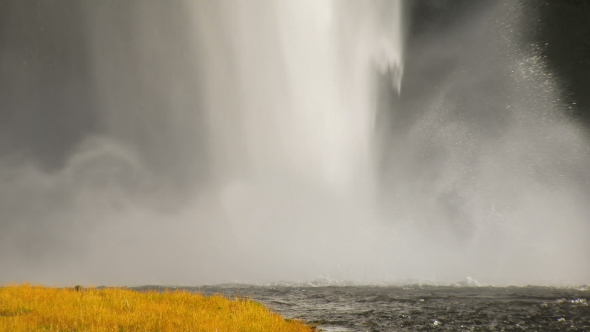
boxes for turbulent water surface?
[135,284,590,331]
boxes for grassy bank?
[0,283,314,332]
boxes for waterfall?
[1,0,589,286]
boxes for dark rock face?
[408,0,590,125]
[535,0,590,123]
[0,0,97,170]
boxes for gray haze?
[0,0,589,286]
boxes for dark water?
[133,284,590,331]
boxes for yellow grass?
[0,284,314,332]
